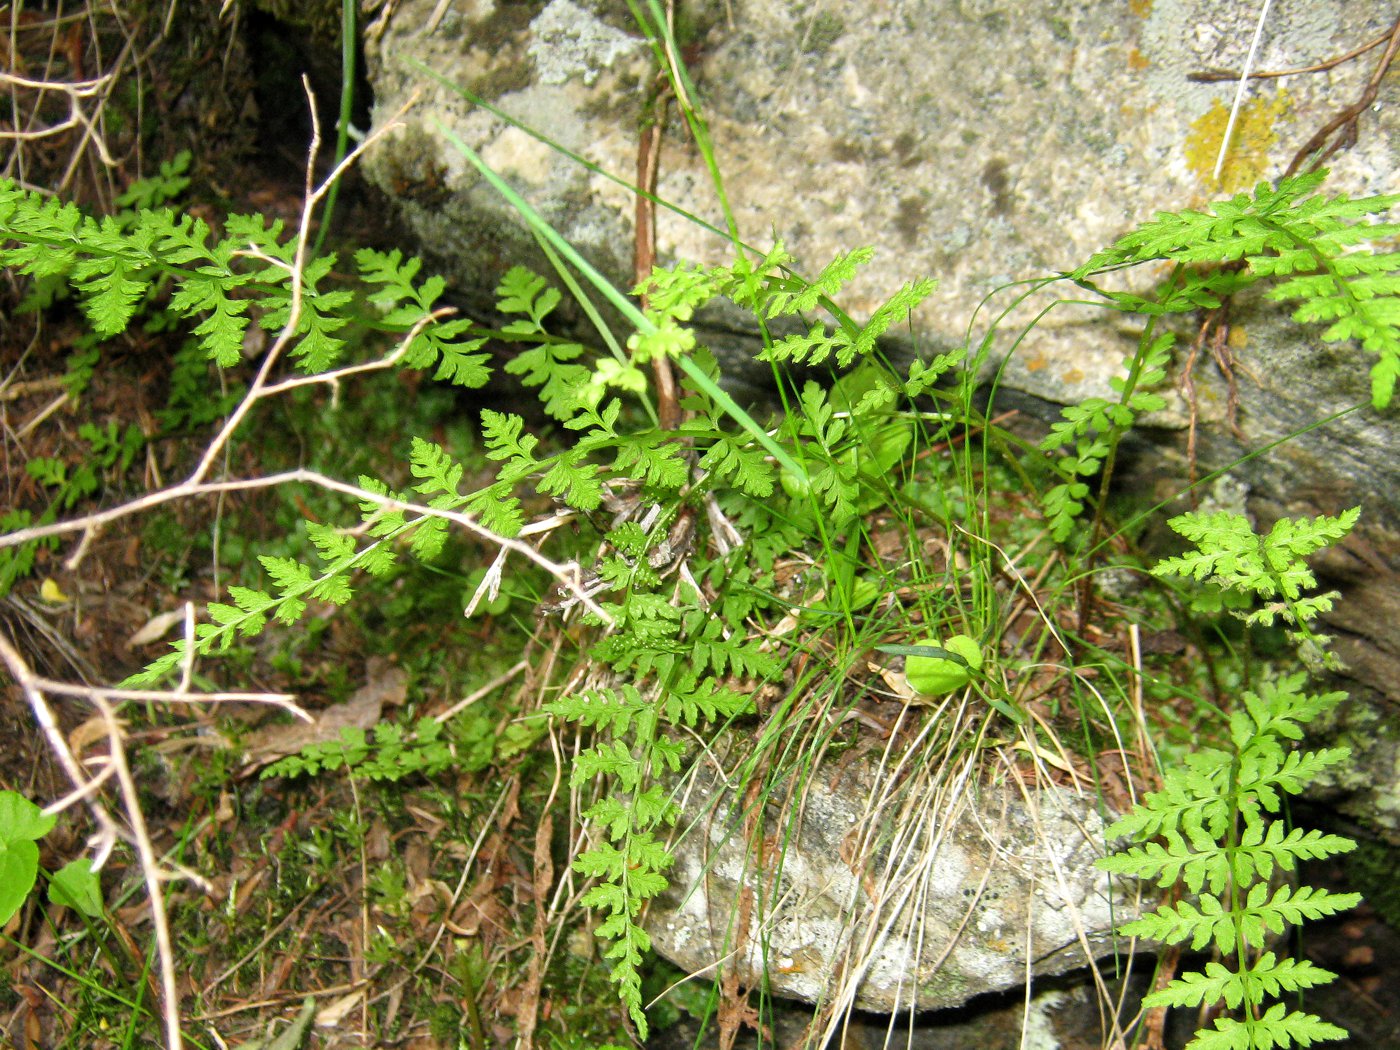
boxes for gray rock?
[646,733,1133,1013]
[361,0,1397,508]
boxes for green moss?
[1345,838,1400,929]
[802,11,846,55]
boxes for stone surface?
[360,0,1398,518]
[644,733,1133,1013]
[648,982,1180,1050]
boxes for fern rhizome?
[2,160,1394,1044]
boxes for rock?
[644,732,1133,1013]
[648,981,1183,1050]
[361,0,1397,506]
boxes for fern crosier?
[1100,508,1363,1050]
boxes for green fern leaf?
[505,341,588,419]
[409,438,465,498]
[612,434,689,491]
[697,434,774,498]
[845,277,937,363]
[634,260,724,320]
[480,410,540,481]
[538,449,603,510]
[1190,1002,1347,1050]
[764,246,874,317]
[1120,893,1236,953]
[759,322,849,367]
[1240,883,1362,942]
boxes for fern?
[1,423,144,597]
[0,179,492,383]
[261,717,456,782]
[495,265,592,419]
[1099,513,1362,1050]
[1153,507,1358,662]
[1074,170,1399,408]
[758,258,937,369]
[546,675,751,1036]
[1039,330,1171,542]
[125,437,483,687]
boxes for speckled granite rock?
[360,0,1396,504]
[643,734,1133,1013]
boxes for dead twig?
[1188,24,1397,81]
[1283,15,1400,177]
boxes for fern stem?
[1079,268,1183,628]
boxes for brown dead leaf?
[68,714,120,758]
[127,607,187,648]
[242,661,408,769]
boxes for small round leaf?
[49,858,104,917]
[905,634,983,697]
[0,839,40,926]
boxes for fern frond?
[1145,954,1335,1012]
[846,277,937,362]
[505,340,588,419]
[696,433,775,498]
[1120,893,1236,953]
[634,260,724,320]
[1074,171,1398,407]
[719,240,793,311]
[547,685,651,737]
[1237,884,1363,947]
[763,245,874,317]
[611,433,689,491]
[1153,508,1359,604]
[1188,1003,1348,1050]
[904,348,965,397]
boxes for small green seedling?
[904,634,983,696]
[0,790,54,925]
[0,789,103,924]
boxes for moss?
[466,59,535,100]
[375,127,453,208]
[802,12,846,55]
[1346,838,1400,929]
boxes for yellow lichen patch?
[1228,324,1248,350]
[1128,47,1150,71]
[1184,90,1292,193]
[1129,0,1152,16]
